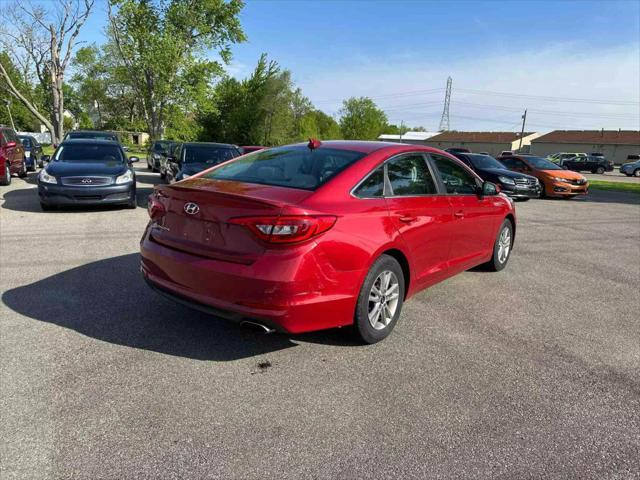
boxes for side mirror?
[481,181,499,196]
[129,156,139,163]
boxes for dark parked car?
[38,139,138,210]
[0,125,26,185]
[562,155,613,174]
[162,142,241,183]
[240,146,266,154]
[147,140,177,172]
[17,134,44,170]
[451,152,540,200]
[620,155,640,177]
[444,147,471,154]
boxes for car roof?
[183,142,237,148]
[60,139,122,146]
[67,130,114,134]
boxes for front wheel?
[634,169,640,177]
[538,180,546,198]
[596,167,605,174]
[484,219,513,272]
[1,164,10,185]
[353,254,405,344]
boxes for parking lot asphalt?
[1,165,639,479]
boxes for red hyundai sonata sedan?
[141,141,515,343]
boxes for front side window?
[432,155,479,195]
[54,144,124,163]
[387,154,437,196]
[204,145,366,190]
[183,145,241,165]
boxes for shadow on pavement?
[2,253,355,360]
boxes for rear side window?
[432,156,479,195]
[387,154,437,196]
[183,145,240,165]
[204,145,366,190]
[354,167,384,198]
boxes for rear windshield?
[55,144,124,162]
[19,137,32,147]
[152,141,173,152]
[66,131,119,142]
[184,145,240,165]
[203,145,367,190]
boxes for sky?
[79,0,640,133]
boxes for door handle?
[399,216,417,223]
[454,210,464,219]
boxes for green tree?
[107,0,245,141]
[339,97,388,140]
[0,52,38,130]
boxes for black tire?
[353,254,405,344]
[40,202,52,211]
[484,219,513,272]
[514,198,530,202]
[538,180,546,198]
[634,169,640,177]
[1,164,10,185]
[18,163,27,178]
[596,166,605,174]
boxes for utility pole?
[518,109,527,152]
[438,76,452,131]
[4,100,16,131]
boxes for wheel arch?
[504,213,516,241]
[380,248,411,299]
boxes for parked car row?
[547,151,616,174]
[620,155,640,177]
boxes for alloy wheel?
[368,270,400,330]
[497,226,511,264]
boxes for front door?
[383,153,454,289]
[430,154,501,273]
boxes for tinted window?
[55,144,124,162]
[387,154,436,195]
[500,157,526,169]
[19,137,32,147]
[355,167,385,197]
[465,154,506,170]
[183,145,240,165]
[432,156,478,194]
[152,141,173,152]
[204,145,366,190]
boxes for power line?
[451,101,640,120]
[312,87,444,106]
[456,87,639,106]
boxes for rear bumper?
[38,182,135,205]
[140,228,363,334]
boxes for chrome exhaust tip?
[240,320,276,334]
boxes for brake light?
[230,215,337,244]
[147,194,166,219]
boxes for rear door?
[429,154,500,273]
[382,152,453,288]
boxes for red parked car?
[141,141,516,343]
[0,126,27,185]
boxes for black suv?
[146,140,178,172]
[451,152,540,200]
[562,155,613,174]
[162,142,241,183]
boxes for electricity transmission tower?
[438,77,452,131]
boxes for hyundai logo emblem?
[184,202,200,215]
[81,178,92,184]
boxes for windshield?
[19,137,32,148]
[183,145,240,165]
[55,144,124,163]
[527,156,562,170]
[203,145,366,190]
[465,154,505,170]
[66,131,119,142]
[153,141,174,153]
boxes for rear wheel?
[596,166,605,174]
[538,180,546,198]
[18,162,27,178]
[484,219,513,272]
[1,164,10,185]
[634,169,640,177]
[353,255,405,344]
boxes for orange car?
[499,154,588,198]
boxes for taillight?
[147,194,166,220]
[230,215,337,244]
